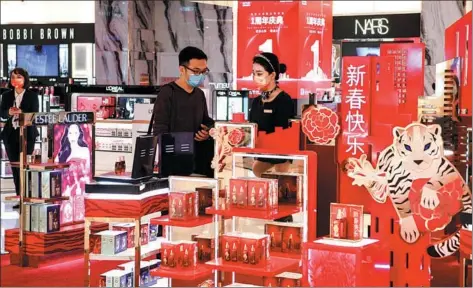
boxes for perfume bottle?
[120,156,126,174]
[114,157,121,175]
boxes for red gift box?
[239,233,270,266]
[281,224,303,254]
[140,223,149,245]
[277,272,302,287]
[246,178,278,210]
[178,241,198,269]
[330,203,364,241]
[331,218,347,239]
[192,234,216,263]
[229,178,248,208]
[90,233,102,254]
[195,186,214,215]
[73,195,85,222]
[112,223,135,248]
[169,191,198,221]
[77,97,102,113]
[265,223,284,252]
[222,233,241,262]
[161,241,178,268]
[262,173,302,205]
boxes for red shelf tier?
[150,215,213,228]
[205,256,299,277]
[205,205,300,220]
[150,265,213,280]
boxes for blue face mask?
[187,74,205,88]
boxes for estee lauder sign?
[20,112,95,126]
[0,23,94,44]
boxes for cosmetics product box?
[60,199,74,225]
[41,171,62,198]
[99,269,132,288]
[113,223,135,248]
[329,203,364,241]
[228,178,247,207]
[97,230,127,255]
[117,261,149,287]
[140,223,149,245]
[90,233,102,254]
[261,173,302,205]
[221,233,241,262]
[246,178,278,210]
[30,172,40,198]
[276,272,302,287]
[192,234,215,263]
[23,203,32,231]
[332,218,347,239]
[169,191,198,221]
[264,223,284,252]
[195,186,214,214]
[239,233,270,266]
[265,222,303,254]
[149,223,158,242]
[178,240,198,269]
[78,97,102,114]
[38,204,60,233]
[30,204,40,232]
[161,241,179,268]
[148,259,162,285]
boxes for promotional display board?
[236,1,332,99]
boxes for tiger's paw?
[421,186,440,210]
[400,216,420,243]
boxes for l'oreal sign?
[105,86,124,93]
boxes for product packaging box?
[77,97,102,114]
[30,204,40,232]
[221,233,241,262]
[195,186,214,214]
[112,223,135,248]
[261,173,302,205]
[178,240,198,269]
[149,223,158,242]
[169,191,199,221]
[41,171,62,198]
[332,218,347,239]
[89,233,102,254]
[329,203,364,241]
[276,272,302,287]
[97,230,127,255]
[148,259,162,285]
[38,204,60,233]
[192,234,215,263]
[239,233,270,266]
[161,241,178,268]
[30,172,40,198]
[60,199,74,225]
[228,178,248,207]
[117,261,149,287]
[264,223,284,252]
[99,269,132,288]
[140,223,149,246]
[281,223,303,254]
[246,178,278,210]
[23,203,32,231]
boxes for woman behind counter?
[249,52,295,178]
[0,68,39,207]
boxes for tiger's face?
[392,123,443,173]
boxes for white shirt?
[12,89,25,129]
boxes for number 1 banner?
[236,1,333,99]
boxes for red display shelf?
[150,215,213,228]
[150,265,213,280]
[205,205,300,220]
[270,251,302,260]
[205,256,299,277]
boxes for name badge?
[264,109,273,114]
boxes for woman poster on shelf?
[53,123,93,224]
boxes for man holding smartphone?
[151,46,215,177]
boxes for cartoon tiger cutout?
[344,122,472,258]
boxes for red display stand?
[459,228,472,287]
[303,238,389,287]
[206,256,299,277]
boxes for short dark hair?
[178,46,207,66]
[253,52,287,81]
[8,67,31,89]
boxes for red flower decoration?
[409,177,464,232]
[228,128,245,146]
[302,106,340,145]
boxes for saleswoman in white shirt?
[0,68,39,205]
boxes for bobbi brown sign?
[0,23,95,44]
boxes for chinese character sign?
[340,57,372,159]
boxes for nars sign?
[354,18,389,36]
[2,27,75,41]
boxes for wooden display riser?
[5,222,108,268]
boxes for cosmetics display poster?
[236,1,333,98]
[53,123,92,224]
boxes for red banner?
[339,57,372,161]
[236,1,332,98]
